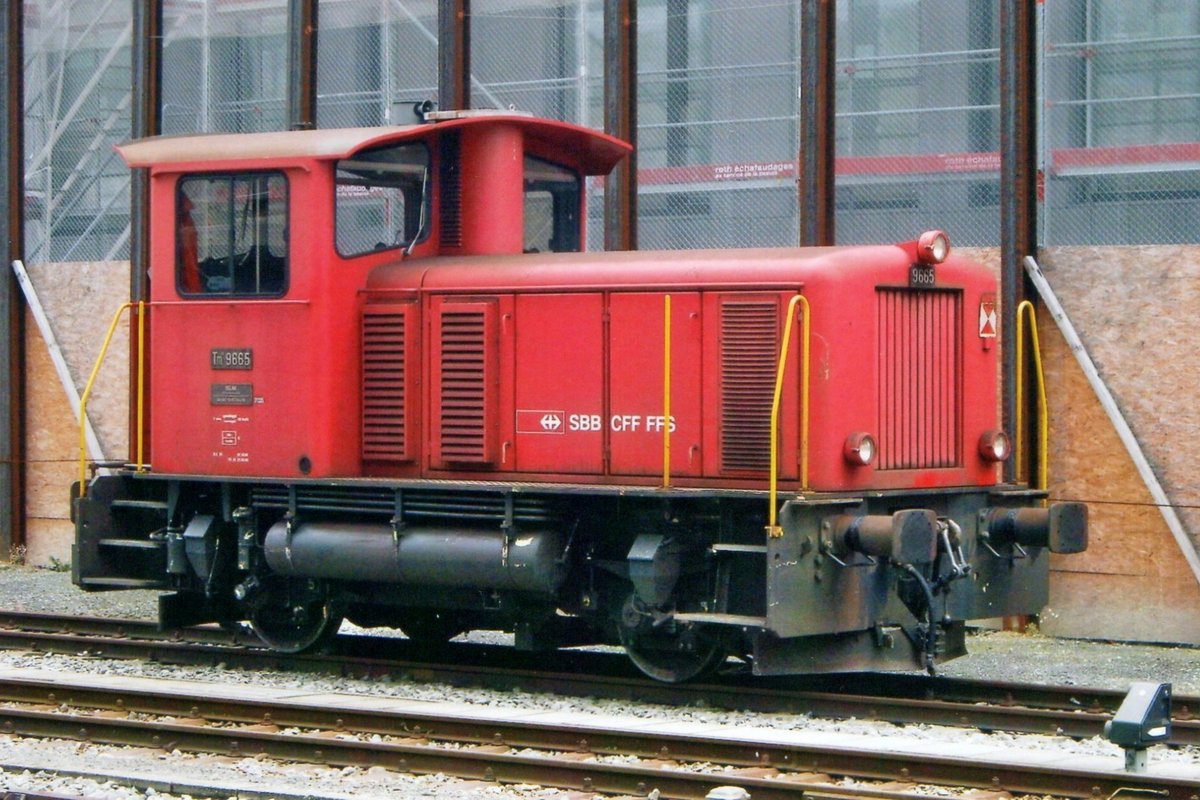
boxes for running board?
[79,577,167,590]
[672,613,767,628]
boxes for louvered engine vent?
[361,306,410,461]
[440,132,463,249]
[719,300,780,473]
[437,305,494,464]
[876,288,962,470]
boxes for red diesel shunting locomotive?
[72,110,1086,682]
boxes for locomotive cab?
[73,112,1087,682]
[334,113,593,259]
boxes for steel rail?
[0,674,1196,800]
[0,703,955,800]
[0,611,1197,746]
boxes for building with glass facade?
[22,0,1199,264]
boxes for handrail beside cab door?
[78,301,148,497]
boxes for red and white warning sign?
[978,295,998,339]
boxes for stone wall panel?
[1037,246,1200,642]
[18,248,1200,645]
[21,261,131,566]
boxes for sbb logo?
[569,414,603,432]
[516,409,603,435]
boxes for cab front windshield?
[335,142,430,257]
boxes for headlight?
[917,230,950,264]
[844,432,877,466]
[978,429,1010,462]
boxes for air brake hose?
[898,562,938,675]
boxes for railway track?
[0,667,1196,799]
[0,610,1196,748]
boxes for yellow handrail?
[767,294,810,537]
[136,299,146,470]
[78,301,147,497]
[662,294,672,488]
[1015,299,1048,491]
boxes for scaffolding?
[19,0,1200,265]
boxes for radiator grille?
[719,300,780,472]
[877,288,962,470]
[438,307,491,463]
[361,306,410,461]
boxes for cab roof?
[116,113,632,176]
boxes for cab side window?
[524,156,581,253]
[335,143,430,257]
[177,173,288,297]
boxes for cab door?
[150,171,316,478]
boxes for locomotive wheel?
[617,594,726,683]
[248,576,343,654]
[399,610,467,646]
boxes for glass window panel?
[335,143,431,257]
[177,173,288,296]
[524,156,581,253]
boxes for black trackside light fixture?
[1104,682,1171,772]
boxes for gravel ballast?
[0,563,1197,798]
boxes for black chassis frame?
[73,471,1053,674]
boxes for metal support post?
[603,0,636,251]
[665,0,688,174]
[131,0,163,465]
[131,0,162,303]
[798,0,835,246]
[438,0,470,112]
[287,0,319,130]
[999,0,1038,483]
[1,0,25,554]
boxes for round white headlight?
[844,432,877,466]
[978,430,1010,462]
